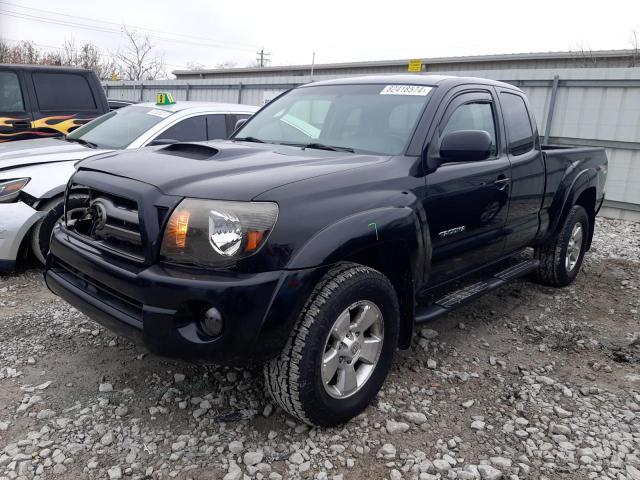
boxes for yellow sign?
[156,92,175,105]
[408,59,422,72]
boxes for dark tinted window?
[442,101,497,156]
[0,71,25,112]
[206,114,227,140]
[158,115,207,142]
[226,113,251,136]
[500,93,534,155]
[32,73,96,111]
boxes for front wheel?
[30,195,88,264]
[534,205,590,287]
[264,263,399,426]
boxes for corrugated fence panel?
[103,68,640,219]
[517,86,552,133]
[605,149,640,204]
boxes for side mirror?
[148,138,179,146]
[233,119,247,132]
[439,130,492,162]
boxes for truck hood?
[78,140,389,200]
[0,137,112,172]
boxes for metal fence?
[103,67,640,221]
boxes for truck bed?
[538,144,607,243]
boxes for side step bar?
[414,258,539,324]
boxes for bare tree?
[215,60,238,69]
[8,40,41,64]
[112,27,166,80]
[570,41,598,68]
[0,37,119,76]
[630,29,640,67]
[61,39,115,79]
[0,39,12,63]
[185,61,206,71]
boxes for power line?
[0,2,259,53]
[3,38,64,51]
[0,0,259,49]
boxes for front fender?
[287,206,423,270]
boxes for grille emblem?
[88,200,108,231]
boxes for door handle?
[494,178,510,191]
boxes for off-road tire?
[264,263,399,426]
[30,195,87,264]
[534,205,589,287]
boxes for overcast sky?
[1,0,639,73]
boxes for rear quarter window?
[500,92,534,155]
[32,72,97,111]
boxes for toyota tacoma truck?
[45,75,608,427]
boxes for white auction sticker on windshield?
[147,109,172,118]
[380,85,432,96]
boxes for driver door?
[424,89,511,285]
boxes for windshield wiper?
[234,136,265,143]
[65,137,98,149]
[301,143,354,153]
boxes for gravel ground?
[0,217,639,480]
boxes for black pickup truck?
[45,75,607,426]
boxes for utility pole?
[256,48,270,67]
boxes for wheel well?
[22,192,66,263]
[575,187,596,250]
[33,192,64,211]
[345,242,415,350]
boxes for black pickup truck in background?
[0,64,109,142]
[45,75,608,426]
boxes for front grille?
[51,257,143,323]
[67,185,145,261]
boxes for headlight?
[0,178,30,203]
[160,199,278,267]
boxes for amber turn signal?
[245,230,264,252]
[165,209,191,249]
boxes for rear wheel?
[534,205,589,286]
[264,263,399,426]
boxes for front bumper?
[0,201,44,271]
[45,225,327,364]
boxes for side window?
[500,93,534,156]
[0,71,25,112]
[206,114,227,140]
[158,116,207,142]
[32,73,96,111]
[441,101,497,156]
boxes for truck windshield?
[66,106,173,149]
[234,84,433,155]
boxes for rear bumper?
[46,225,327,364]
[0,201,44,271]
